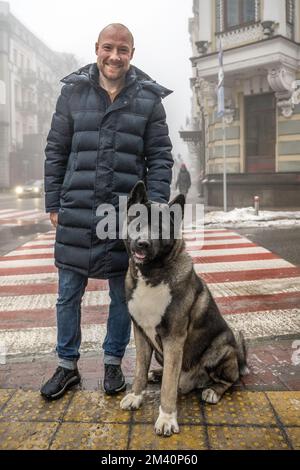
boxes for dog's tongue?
[135,252,146,260]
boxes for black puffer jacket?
[45,63,173,279]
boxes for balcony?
[216,22,264,50]
[191,36,300,83]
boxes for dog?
[120,181,248,436]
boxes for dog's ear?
[128,181,148,208]
[169,194,185,220]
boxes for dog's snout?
[136,239,150,250]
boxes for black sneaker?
[103,364,126,395]
[40,366,81,400]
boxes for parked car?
[15,179,44,198]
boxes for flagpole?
[217,37,227,213]
[222,115,227,212]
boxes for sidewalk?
[0,223,299,449]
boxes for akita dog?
[120,181,248,436]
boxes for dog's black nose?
[136,239,150,250]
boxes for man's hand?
[50,212,58,228]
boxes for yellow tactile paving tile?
[0,422,58,450]
[208,426,290,450]
[129,424,207,450]
[64,391,130,423]
[267,392,300,426]
[132,390,204,424]
[0,390,72,422]
[204,391,277,426]
[50,423,129,450]
[0,389,15,409]
[285,427,300,450]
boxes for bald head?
[95,23,135,84]
[98,23,134,49]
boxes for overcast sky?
[8,0,193,160]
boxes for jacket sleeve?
[144,100,173,203]
[44,85,74,213]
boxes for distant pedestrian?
[176,163,191,198]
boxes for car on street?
[15,179,44,198]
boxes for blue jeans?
[56,268,131,369]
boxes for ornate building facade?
[186,0,300,207]
[0,1,78,188]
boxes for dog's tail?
[235,331,250,376]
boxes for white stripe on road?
[0,324,132,357]
[184,231,241,240]
[209,277,300,298]
[226,309,300,339]
[4,248,54,257]
[187,238,250,247]
[0,290,110,312]
[0,210,44,219]
[21,240,55,247]
[0,258,54,268]
[195,258,293,273]
[0,272,58,286]
[1,308,299,357]
[188,247,269,257]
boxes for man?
[41,24,173,400]
[176,163,191,198]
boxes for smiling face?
[95,25,135,83]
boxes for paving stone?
[50,422,129,450]
[267,392,300,426]
[0,421,58,450]
[204,391,277,426]
[285,427,300,450]
[208,426,289,450]
[0,389,15,410]
[64,391,130,423]
[129,424,207,450]
[0,389,72,422]
[132,390,204,425]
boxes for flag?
[217,39,225,118]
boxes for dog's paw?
[120,392,143,410]
[154,406,179,437]
[201,388,220,404]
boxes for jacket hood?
[61,63,173,99]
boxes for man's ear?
[95,42,99,55]
[130,48,135,60]
[128,181,148,208]
[169,194,185,220]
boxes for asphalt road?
[0,192,50,256]
[236,226,300,267]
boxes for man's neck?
[99,73,126,102]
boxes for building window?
[225,0,256,29]
[286,0,295,40]
[216,0,259,32]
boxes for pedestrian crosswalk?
[0,228,299,357]
[0,209,48,227]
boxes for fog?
[8,0,193,160]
